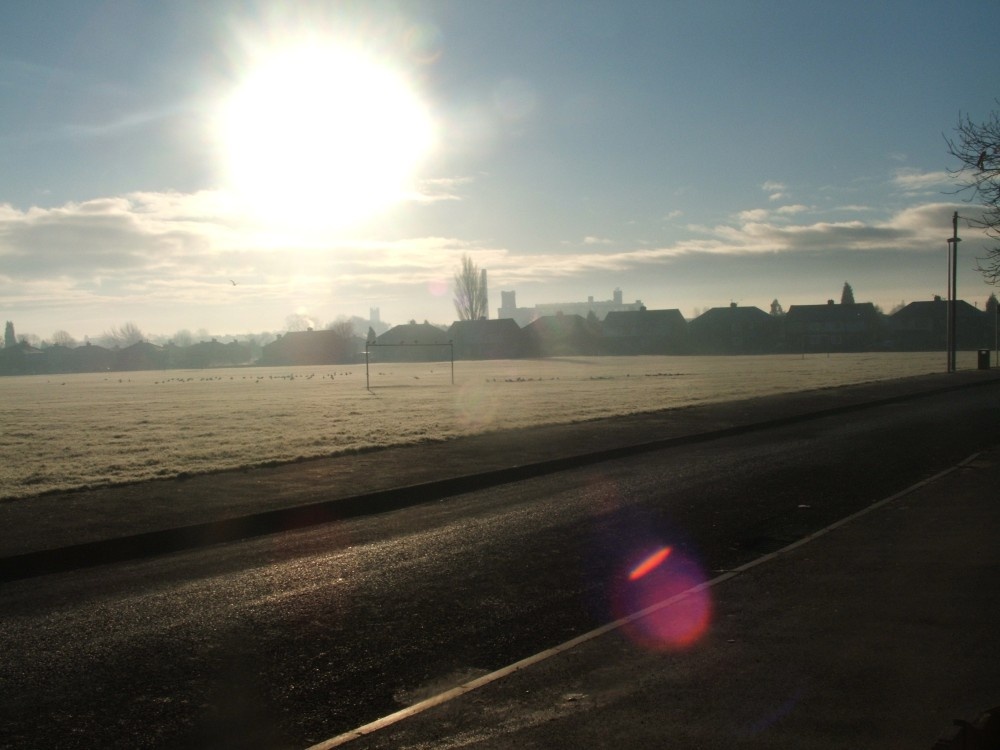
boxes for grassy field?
[0,352,970,500]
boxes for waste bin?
[978,349,991,370]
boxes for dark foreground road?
[1,375,998,749]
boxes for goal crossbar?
[364,341,454,390]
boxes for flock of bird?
[147,372,355,385]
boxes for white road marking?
[305,453,980,749]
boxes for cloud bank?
[0,190,984,288]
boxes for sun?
[216,41,435,232]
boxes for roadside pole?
[947,212,960,372]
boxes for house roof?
[273,329,346,345]
[785,302,880,323]
[448,318,521,342]
[376,322,450,346]
[523,314,590,335]
[121,341,163,352]
[890,299,984,321]
[602,309,686,336]
[689,305,770,326]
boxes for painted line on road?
[304,450,982,749]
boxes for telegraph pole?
[946,211,960,372]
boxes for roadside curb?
[2,373,997,583]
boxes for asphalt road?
[1,384,997,749]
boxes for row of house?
[0,339,252,375]
[2,297,996,375]
[267,296,997,364]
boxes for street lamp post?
[947,212,960,373]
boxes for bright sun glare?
[217,41,434,232]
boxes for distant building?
[260,330,360,366]
[69,342,114,372]
[42,344,77,373]
[167,339,253,368]
[784,301,884,352]
[688,303,777,354]
[523,314,602,357]
[448,318,525,360]
[115,341,167,371]
[498,290,532,326]
[372,322,451,362]
[601,309,688,354]
[0,340,45,375]
[888,296,990,351]
[498,288,643,327]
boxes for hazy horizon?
[3,2,1000,341]
[5,283,999,348]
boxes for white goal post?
[364,341,454,390]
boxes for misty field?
[0,352,972,500]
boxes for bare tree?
[325,319,355,340]
[286,312,318,332]
[946,107,1000,283]
[171,329,194,347]
[102,322,145,348]
[453,254,489,321]
[51,330,77,347]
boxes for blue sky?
[2,0,999,341]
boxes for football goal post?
[364,341,454,390]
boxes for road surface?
[1,384,997,749]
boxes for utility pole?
[946,211,960,372]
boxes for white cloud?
[411,176,473,203]
[776,204,810,215]
[760,181,787,201]
[583,235,613,245]
[892,168,951,192]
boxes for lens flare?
[628,546,672,581]
[614,545,712,651]
[454,382,499,429]
[427,278,449,297]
